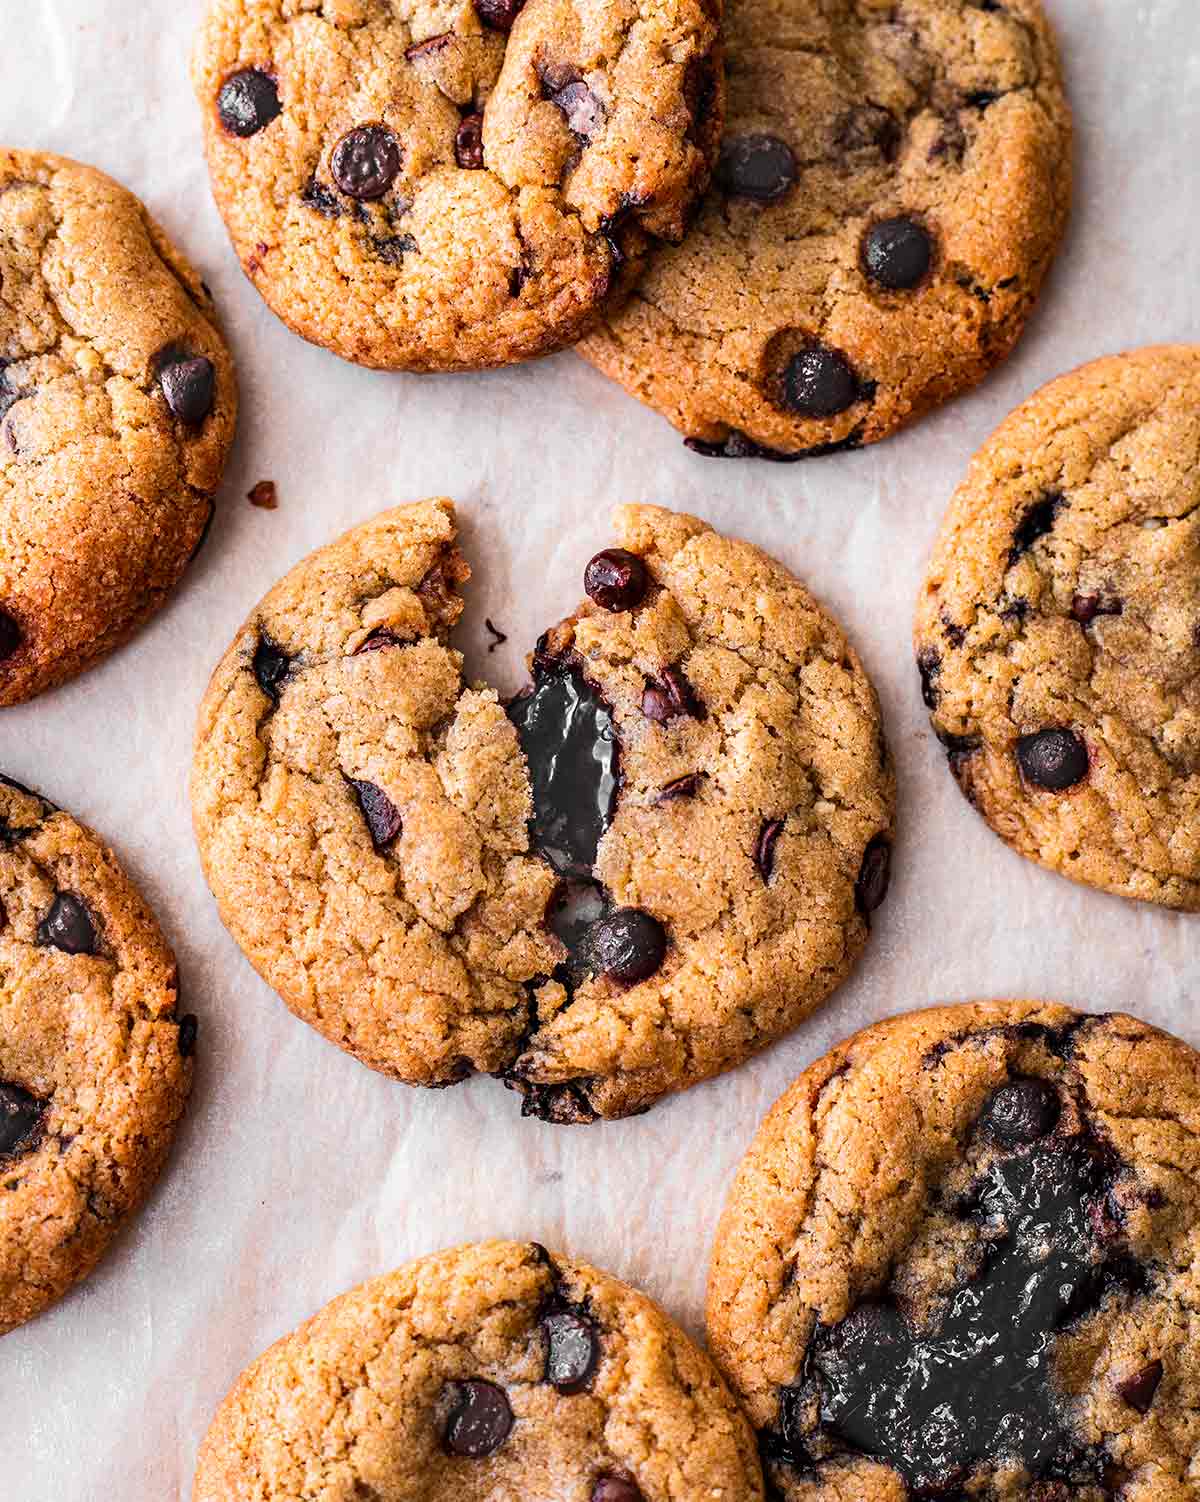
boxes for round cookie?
[578,0,1072,460]
[708,1001,1200,1501]
[0,776,194,1335]
[190,0,723,372]
[191,500,894,1121]
[915,347,1200,911]
[0,149,237,705]
[194,1240,765,1501]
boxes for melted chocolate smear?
[812,1108,1137,1494]
[0,1081,46,1160]
[546,879,610,987]
[507,660,617,880]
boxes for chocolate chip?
[474,0,527,31]
[584,549,647,612]
[331,126,402,200]
[405,32,454,62]
[544,76,606,141]
[836,106,901,161]
[252,635,293,701]
[642,665,704,724]
[455,113,485,170]
[159,356,215,426]
[917,647,942,710]
[542,1309,600,1392]
[37,893,97,956]
[715,134,797,202]
[217,69,281,136]
[589,908,666,985]
[350,779,402,849]
[1071,594,1122,625]
[0,1082,45,1160]
[755,819,784,883]
[862,217,933,290]
[0,610,21,662]
[1010,491,1067,563]
[656,773,701,803]
[168,1014,196,1061]
[978,1078,1060,1147]
[781,347,861,418]
[443,1380,513,1457]
[1016,728,1088,791]
[1116,1360,1164,1415]
[641,683,676,722]
[593,1480,643,1502]
[855,836,892,913]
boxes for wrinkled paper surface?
[5,2,1200,1495]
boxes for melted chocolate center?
[507,659,617,880]
[808,1102,1137,1494]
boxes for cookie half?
[194,1240,764,1501]
[0,149,237,705]
[708,1001,1200,1501]
[578,0,1071,459]
[191,500,894,1120]
[191,0,723,372]
[0,776,194,1335]
[915,346,1200,911]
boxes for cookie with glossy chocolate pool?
[578,0,1071,459]
[708,1000,1200,1501]
[191,0,723,372]
[915,347,1200,910]
[0,776,194,1335]
[191,500,894,1121]
[0,149,236,704]
[194,1240,764,1501]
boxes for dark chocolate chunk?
[159,355,215,426]
[252,634,293,701]
[474,0,527,31]
[177,1014,199,1059]
[0,610,22,662]
[978,1078,1060,1146]
[1016,728,1088,791]
[593,1480,643,1502]
[715,134,797,203]
[217,69,281,136]
[1115,1360,1163,1415]
[584,549,648,613]
[855,836,892,914]
[1010,492,1066,563]
[37,893,97,955]
[542,72,606,140]
[513,1076,599,1124]
[0,1081,46,1160]
[642,665,704,724]
[656,773,702,803]
[350,779,403,849]
[684,428,866,463]
[455,113,485,170]
[862,217,934,290]
[443,1380,513,1457]
[1070,594,1122,625]
[917,647,942,710]
[507,659,618,880]
[588,907,666,985]
[755,819,784,883]
[781,347,861,419]
[542,1308,600,1392]
[331,125,402,200]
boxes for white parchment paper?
[4,3,1199,1495]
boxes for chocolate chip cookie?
[191,499,894,1120]
[915,346,1200,911]
[708,1001,1200,1500]
[194,1240,764,1501]
[191,0,723,372]
[0,149,236,705]
[578,0,1071,460]
[0,776,194,1335]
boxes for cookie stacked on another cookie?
[0,150,237,705]
[916,346,1200,910]
[191,0,724,370]
[580,0,1072,458]
[709,1001,1200,1499]
[0,777,194,1335]
[193,1239,765,1501]
[191,500,894,1120]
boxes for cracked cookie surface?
[707,1001,1200,1501]
[0,776,193,1336]
[191,0,723,372]
[190,499,894,1120]
[915,347,1200,911]
[578,0,1071,459]
[193,1239,765,1501]
[0,149,236,705]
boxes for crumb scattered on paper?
[248,480,278,510]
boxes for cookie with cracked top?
[0,149,236,705]
[0,776,193,1335]
[915,347,1200,910]
[191,0,723,372]
[193,1240,764,1501]
[708,1000,1200,1501]
[191,499,893,1120]
[578,0,1071,458]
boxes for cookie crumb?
[247,480,278,510]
